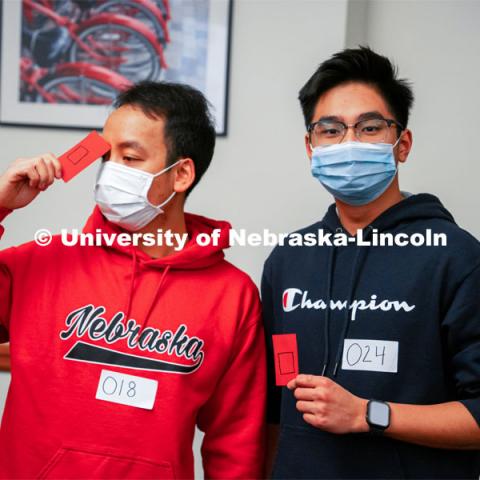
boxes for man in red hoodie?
[0,82,266,479]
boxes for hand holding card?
[59,131,110,182]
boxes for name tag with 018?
[341,339,398,373]
[96,369,158,410]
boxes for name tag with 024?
[341,339,398,373]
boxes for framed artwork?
[0,0,232,135]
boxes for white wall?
[1,0,479,475]
[358,0,480,238]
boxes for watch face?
[368,401,390,428]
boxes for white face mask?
[94,160,180,231]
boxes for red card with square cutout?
[272,334,299,386]
[59,131,110,182]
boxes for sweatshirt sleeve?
[442,262,480,426]
[197,294,266,479]
[261,259,282,425]
[0,207,13,343]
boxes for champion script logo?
[60,304,205,374]
[282,288,415,321]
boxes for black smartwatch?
[366,399,391,434]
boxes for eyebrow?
[316,111,387,123]
[117,140,147,155]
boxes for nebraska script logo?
[60,304,205,374]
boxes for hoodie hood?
[82,206,232,328]
[322,193,456,233]
[82,205,231,270]
[315,193,456,377]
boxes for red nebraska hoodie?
[0,206,266,479]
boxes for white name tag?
[96,369,158,410]
[342,339,398,373]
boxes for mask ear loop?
[149,190,176,210]
[389,130,405,178]
[392,130,404,149]
[307,128,316,152]
[152,159,182,177]
[147,159,183,209]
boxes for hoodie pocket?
[37,445,175,479]
[272,424,406,479]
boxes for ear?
[396,129,413,164]
[173,158,195,193]
[305,133,313,161]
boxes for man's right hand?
[0,154,62,210]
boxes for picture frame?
[0,0,232,135]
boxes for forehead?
[311,82,394,122]
[103,104,166,146]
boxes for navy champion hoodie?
[262,193,480,479]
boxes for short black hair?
[114,81,216,195]
[299,46,414,130]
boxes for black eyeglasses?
[307,117,404,146]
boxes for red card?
[59,131,111,182]
[272,334,299,386]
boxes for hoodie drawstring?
[321,239,338,376]
[141,265,171,330]
[125,248,138,321]
[332,225,373,377]
[124,248,171,331]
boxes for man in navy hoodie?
[262,47,480,479]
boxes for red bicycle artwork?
[22,0,169,86]
[20,56,133,105]
[1,0,232,133]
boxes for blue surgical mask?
[311,140,400,206]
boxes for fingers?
[296,400,316,414]
[287,378,296,390]
[26,163,40,189]
[44,152,62,179]
[293,387,317,401]
[302,413,322,428]
[34,158,50,190]
[298,404,330,430]
[44,159,56,186]
[37,153,62,187]
[16,154,61,190]
[289,374,332,389]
